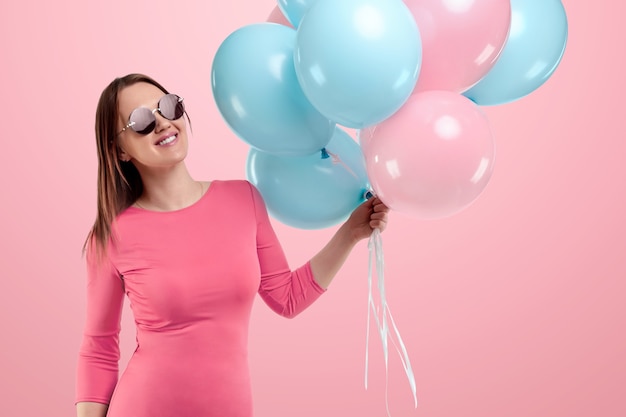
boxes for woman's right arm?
[76,402,108,417]
[75,247,125,415]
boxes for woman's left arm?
[310,197,389,289]
[248,180,388,317]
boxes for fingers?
[371,199,390,214]
[369,205,389,231]
[369,212,387,220]
[360,195,390,232]
[369,218,387,231]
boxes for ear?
[118,147,131,162]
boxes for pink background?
[1,0,624,416]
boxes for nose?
[153,109,171,133]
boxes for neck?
[135,163,202,211]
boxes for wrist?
[339,221,361,247]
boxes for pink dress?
[76,180,325,416]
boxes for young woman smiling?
[75,73,389,417]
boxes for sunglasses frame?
[117,94,185,136]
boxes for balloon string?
[366,228,418,415]
[324,148,359,180]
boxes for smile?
[157,135,177,146]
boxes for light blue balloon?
[464,0,568,106]
[212,23,335,156]
[246,128,370,229]
[294,0,422,129]
[277,0,316,28]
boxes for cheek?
[174,119,188,135]
[120,137,150,160]
[117,138,131,155]
[173,122,190,147]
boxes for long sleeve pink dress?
[75,180,326,416]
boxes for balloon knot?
[321,148,330,159]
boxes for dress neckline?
[127,180,217,214]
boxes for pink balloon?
[405,0,511,93]
[267,5,294,28]
[361,91,495,220]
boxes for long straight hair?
[83,74,189,259]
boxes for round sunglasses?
[118,94,185,136]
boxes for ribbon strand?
[366,228,417,415]
[323,148,359,180]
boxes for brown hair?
[83,73,189,259]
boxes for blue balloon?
[212,23,335,156]
[246,128,370,229]
[464,0,568,105]
[294,0,422,129]
[277,0,315,28]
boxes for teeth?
[158,135,176,146]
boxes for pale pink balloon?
[405,0,511,93]
[267,5,294,28]
[361,91,495,220]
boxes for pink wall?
[0,0,623,416]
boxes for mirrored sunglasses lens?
[130,108,156,135]
[160,94,185,120]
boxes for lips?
[155,132,177,146]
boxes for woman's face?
[116,82,189,170]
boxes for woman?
[76,73,389,417]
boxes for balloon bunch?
[212,0,568,225]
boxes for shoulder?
[211,179,259,199]
[212,180,267,217]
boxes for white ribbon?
[365,228,417,415]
